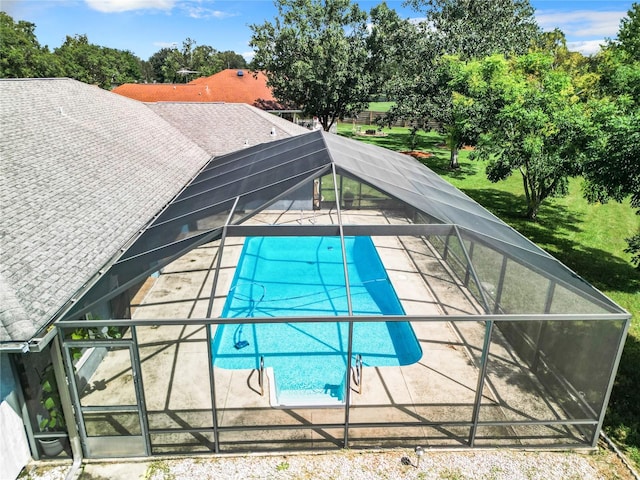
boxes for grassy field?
[367,101,395,112]
[338,122,640,467]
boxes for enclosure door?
[65,341,148,457]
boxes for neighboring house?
[0,77,307,478]
[112,69,301,121]
[110,83,214,102]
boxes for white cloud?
[85,0,175,13]
[85,0,237,18]
[180,4,236,19]
[536,10,625,39]
[242,50,255,62]
[567,39,606,56]
[1,0,22,17]
[408,16,427,25]
[3,0,77,20]
[153,41,179,49]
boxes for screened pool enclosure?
[53,130,629,458]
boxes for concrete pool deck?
[77,209,582,454]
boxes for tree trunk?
[520,167,538,219]
[320,114,334,132]
[526,202,539,220]
[449,146,460,169]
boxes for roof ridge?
[0,77,73,82]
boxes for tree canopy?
[161,38,223,83]
[450,53,590,219]
[616,2,640,61]
[147,42,247,83]
[583,3,640,265]
[381,0,541,168]
[0,12,247,88]
[404,0,540,59]
[367,3,418,98]
[55,34,141,89]
[0,12,62,78]
[249,0,372,131]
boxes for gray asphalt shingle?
[0,79,213,342]
[146,102,308,156]
[0,79,318,343]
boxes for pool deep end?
[212,236,422,406]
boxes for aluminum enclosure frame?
[56,311,630,456]
[50,129,630,458]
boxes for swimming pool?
[212,236,422,406]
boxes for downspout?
[9,354,38,460]
[50,335,83,479]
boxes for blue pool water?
[212,236,422,405]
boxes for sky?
[2,0,635,61]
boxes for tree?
[147,47,173,83]
[54,34,141,89]
[405,0,540,60]
[160,38,224,83]
[249,0,372,131]
[148,44,245,83]
[381,0,540,168]
[583,4,640,266]
[0,12,62,78]
[452,53,590,219]
[190,44,223,77]
[616,2,640,61]
[138,58,155,84]
[217,50,247,70]
[583,100,640,264]
[367,3,418,98]
[534,29,591,74]
[532,29,599,99]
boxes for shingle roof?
[112,70,292,110]
[146,103,308,156]
[1,78,309,343]
[0,79,213,342]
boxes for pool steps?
[266,368,350,408]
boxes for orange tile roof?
[112,69,293,110]
[111,83,214,103]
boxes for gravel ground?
[146,451,602,480]
[19,447,636,480]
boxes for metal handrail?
[259,356,264,396]
[352,354,363,394]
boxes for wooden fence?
[341,111,439,130]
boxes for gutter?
[0,324,59,353]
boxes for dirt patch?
[400,150,433,159]
[437,143,475,150]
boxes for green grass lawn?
[367,101,395,112]
[338,122,640,467]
